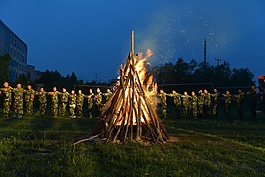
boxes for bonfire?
[75,31,169,144]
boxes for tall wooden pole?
[131,31,135,56]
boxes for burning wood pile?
[90,32,169,143]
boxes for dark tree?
[36,70,63,90]
[152,58,254,88]
[15,74,29,86]
[230,68,254,86]
[212,61,232,86]
[151,58,198,84]
[174,58,197,83]
[192,62,215,83]
[0,53,11,83]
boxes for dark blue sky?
[1,0,265,82]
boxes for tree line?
[151,58,254,87]
[0,54,255,90]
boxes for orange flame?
[115,49,157,125]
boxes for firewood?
[88,32,169,144]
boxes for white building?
[0,19,27,81]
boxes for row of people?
[0,82,113,118]
[0,81,259,119]
[156,85,258,119]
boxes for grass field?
[0,111,265,176]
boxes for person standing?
[24,84,35,116]
[247,84,257,118]
[49,87,59,117]
[95,88,103,117]
[59,88,69,117]
[197,90,204,119]
[86,89,94,118]
[234,88,244,119]
[12,83,24,118]
[182,91,190,119]
[68,90,76,118]
[190,91,198,119]
[104,88,113,102]
[157,89,167,118]
[36,87,47,117]
[167,90,182,119]
[0,82,12,118]
[223,90,232,119]
[211,88,221,118]
[203,89,211,119]
[76,89,84,118]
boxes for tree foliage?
[15,74,29,86]
[36,70,78,91]
[151,58,254,87]
[0,53,11,83]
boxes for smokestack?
[204,37,206,65]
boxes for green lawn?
[0,113,265,176]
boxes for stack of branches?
[91,52,169,143]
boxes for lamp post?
[215,58,221,66]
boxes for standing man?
[247,84,257,118]
[49,87,59,118]
[86,89,94,118]
[223,90,232,119]
[68,90,76,118]
[234,88,244,119]
[59,88,69,117]
[94,88,103,117]
[211,88,221,118]
[197,90,204,119]
[24,84,35,116]
[12,83,24,118]
[203,89,211,119]
[190,91,198,119]
[167,90,182,119]
[104,88,113,103]
[182,91,190,119]
[0,82,12,118]
[76,89,84,118]
[157,89,167,118]
[36,87,47,117]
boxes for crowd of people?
[156,84,261,119]
[0,81,113,118]
[0,81,263,120]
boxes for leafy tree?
[0,53,11,83]
[212,61,232,86]
[174,58,196,83]
[36,70,79,91]
[15,74,29,86]
[192,62,215,83]
[36,70,63,90]
[151,58,198,84]
[152,57,254,88]
[59,72,78,91]
[230,68,254,86]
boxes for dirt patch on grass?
[168,136,181,142]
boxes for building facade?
[0,19,27,81]
[26,65,42,82]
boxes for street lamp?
[215,58,221,66]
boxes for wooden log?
[118,96,130,142]
[129,69,135,141]
[90,49,169,143]
[135,99,141,141]
[112,95,130,142]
